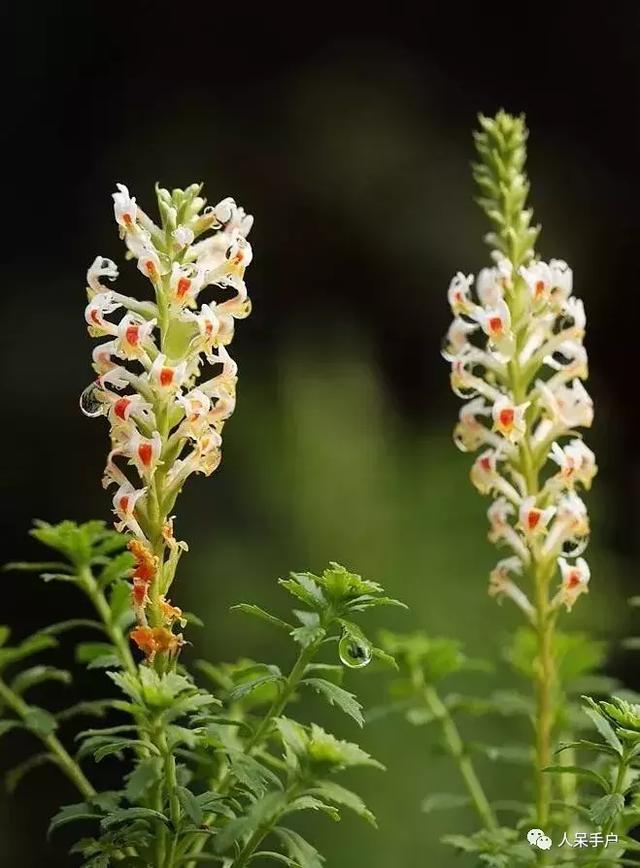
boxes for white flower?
[442,318,477,361]
[549,439,597,490]
[85,292,121,334]
[518,496,556,536]
[538,378,593,429]
[470,450,498,494]
[520,260,553,305]
[126,429,163,478]
[492,395,529,442]
[112,484,147,538]
[112,183,137,229]
[476,266,505,308]
[149,354,188,392]
[475,298,515,358]
[87,256,119,293]
[447,272,474,315]
[117,314,156,360]
[489,556,534,617]
[549,259,573,308]
[172,225,195,248]
[453,397,491,452]
[555,556,590,611]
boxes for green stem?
[533,567,555,831]
[0,677,95,800]
[78,565,138,677]
[184,640,322,865]
[421,680,497,831]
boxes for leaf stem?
[420,679,497,832]
[0,676,95,800]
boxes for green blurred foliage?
[173,336,627,868]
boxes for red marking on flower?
[128,540,157,583]
[138,442,153,467]
[125,324,140,346]
[159,367,174,387]
[535,279,545,296]
[176,277,191,298]
[488,316,503,334]
[123,213,133,227]
[144,260,157,278]
[114,398,130,420]
[132,579,148,607]
[499,408,515,428]
[527,511,541,530]
[480,456,492,472]
[119,495,130,512]
[204,319,214,336]
[566,572,581,589]
[90,309,101,325]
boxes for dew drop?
[79,381,105,418]
[338,631,372,669]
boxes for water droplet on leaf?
[338,632,372,668]
[79,381,104,417]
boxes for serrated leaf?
[11,665,71,694]
[125,757,162,801]
[109,579,135,629]
[583,700,623,755]
[48,802,102,836]
[177,785,203,826]
[228,674,284,702]
[216,792,285,852]
[589,793,625,825]
[249,854,300,866]
[279,575,326,610]
[309,780,376,826]
[94,739,153,762]
[101,807,170,829]
[291,625,326,648]
[0,633,58,669]
[302,678,363,727]
[76,642,120,670]
[40,619,105,637]
[98,551,135,589]
[274,828,324,868]
[231,604,293,632]
[24,706,58,736]
[227,751,283,797]
[286,796,340,821]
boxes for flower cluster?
[82,183,253,660]
[444,253,596,617]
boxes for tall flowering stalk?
[443,112,596,829]
[83,183,253,666]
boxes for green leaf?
[544,765,610,792]
[0,720,22,740]
[24,706,58,736]
[177,785,204,826]
[291,625,326,648]
[0,626,10,646]
[249,854,300,867]
[228,674,284,702]
[279,574,326,611]
[216,792,285,852]
[583,699,623,755]
[421,793,472,814]
[93,739,154,762]
[109,579,135,629]
[56,700,113,723]
[40,619,104,636]
[76,642,120,670]
[125,757,162,801]
[309,780,376,826]
[0,633,58,669]
[274,828,324,868]
[226,750,283,797]
[307,724,383,770]
[286,796,340,821]
[48,802,102,835]
[302,678,363,727]
[589,793,625,826]
[11,665,71,694]
[98,551,135,589]
[3,560,71,575]
[101,807,170,829]
[7,752,55,792]
[231,604,293,632]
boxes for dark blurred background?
[1,3,639,866]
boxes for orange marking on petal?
[567,572,581,589]
[114,398,130,420]
[480,457,492,472]
[120,495,130,512]
[125,325,140,346]
[138,442,153,466]
[176,277,191,298]
[527,511,541,529]
[535,279,545,296]
[488,316,503,334]
[123,213,133,227]
[159,367,174,387]
[499,408,515,428]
